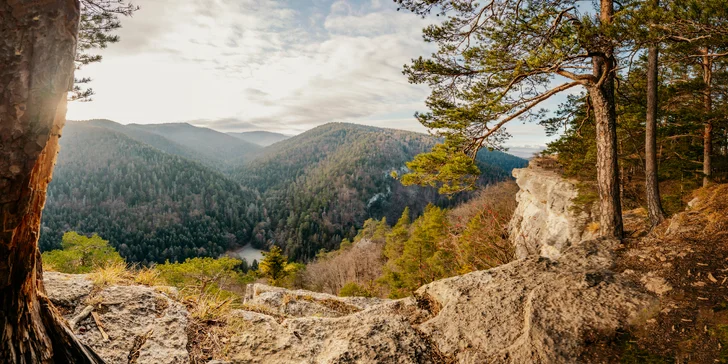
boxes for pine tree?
[259,246,288,283]
[395,205,449,294]
[396,0,627,238]
[384,208,410,260]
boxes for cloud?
[67,0,552,148]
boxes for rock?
[509,163,598,259]
[44,274,189,364]
[416,239,654,363]
[244,283,389,318]
[640,272,672,296]
[227,300,441,363]
[43,271,94,306]
[227,239,655,363]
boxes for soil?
[583,184,728,363]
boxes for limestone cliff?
[509,160,598,259]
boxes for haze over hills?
[131,122,262,169]
[228,131,291,147]
[42,121,526,263]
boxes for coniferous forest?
[39,120,526,263]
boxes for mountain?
[130,122,262,169]
[233,122,527,260]
[40,122,263,264]
[228,131,291,147]
[78,119,225,168]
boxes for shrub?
[42,231,125,274]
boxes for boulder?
[44,273,189,364]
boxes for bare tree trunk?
[645,20,666,226]
[0,1,103,362]
[588,0,623,240]
[701,50,713,187]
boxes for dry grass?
[134,266,165,286]
[88,261,132,287]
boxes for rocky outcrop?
[225,239,654,363]
[44,272,189,364]
[509,161,598,259]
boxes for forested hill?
[233,122,526,260]
[228,131,290,146]
[40,122,263,264]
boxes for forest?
[39,121,526,264]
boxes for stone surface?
[227,239,654,363]
[244,283,389,318]
[509,163,598,259]
[44,273,189,364]
[43,271,94,307]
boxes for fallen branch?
[91,311,110,341]
[68,305,94,330]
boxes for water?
[229,244,264,264]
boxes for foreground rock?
[44,272,189,364]
[226,239,654,363]
[510,160,598,259]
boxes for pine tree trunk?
[645,26,666,226]
[588,0,623,240]
[590,79,624,240]
[0,1,104,362]
[701,51,713,187]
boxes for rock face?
[225,239,654,363]
[509,162,598,259]
[43,272,189,364]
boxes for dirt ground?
[583,184,728,363]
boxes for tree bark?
[588,0,623,240]
[701,49,713,187]
[645,15,666,226]
[0,0,104,362]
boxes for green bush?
[42,231,124,273]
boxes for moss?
[711,324,728,363]
[615,330,675,364]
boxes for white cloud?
[67,0,553,148]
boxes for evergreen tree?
[259,246,288,283]
[396,0,628,239]
[384,207,410,261]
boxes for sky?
[66,0,567,154]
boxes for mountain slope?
[41,123,263,264]
[234,122,526,260]
[130,122,262,169]
[228,131,290,146]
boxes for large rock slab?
[416,239,654,363]
[510,164,598,259]
[44,273,189,364]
